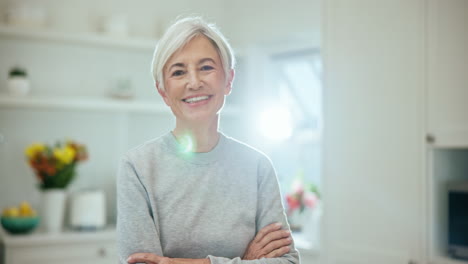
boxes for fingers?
[261,236,292,255]
[254,222,282,244]
[259,229,291,248]
[243,222,293,260]
[127,253,160,264]
[265,246,291,258]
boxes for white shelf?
[0,25,157,50]
[0,227,116,246]
[0,94,168,113]
[0,94,242,115]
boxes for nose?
[186,70,202,90]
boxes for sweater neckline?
[163,131,226,164]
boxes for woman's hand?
[127,253,172,264]
[127,254,210,264]
[242,223,292,260]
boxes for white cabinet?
[427,0,468,148]
[324,1,468,264]
[0,228,116,264]
[426,1,468,264]
[323,0,425,263]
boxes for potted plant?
[25,140,88,232]
[7,66,30,96]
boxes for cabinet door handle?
[98,248,107,257]
[426,134,435,144]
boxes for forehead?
[165,35,221,67]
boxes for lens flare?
[178,133,195,153]
[258,106,293,141]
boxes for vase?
[7,77,30,96]
[288,210,307,232]
[41,189,67,233]
[303,201,323,248]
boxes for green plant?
[9,67,27,77]
[25,140,88,189]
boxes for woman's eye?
[201,65,214,71]
[171,70,185,77]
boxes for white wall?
[224,0,321,48]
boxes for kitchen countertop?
[0,226,116,246]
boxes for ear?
[156,82,171,106]
[155,81,160,92]
[224,69,235,95]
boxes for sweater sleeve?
[116,157,164,264]
[207,156,301,264]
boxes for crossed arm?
[117,155,299,264]
[126,223,293,264]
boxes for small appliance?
[69,189,106,231]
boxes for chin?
[183,112,219,123]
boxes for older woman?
[117,17,300,264]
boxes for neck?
[172,116,220,152]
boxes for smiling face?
[158,35,234,127]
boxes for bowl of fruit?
[1,202,39,234]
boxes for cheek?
[207,74,226,87]
[165,80,182,94]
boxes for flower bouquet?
[25,140,88,189]
[285,177,320,231]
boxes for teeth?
[184,96,210,103]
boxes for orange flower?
[25,140,88,189]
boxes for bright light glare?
[179,134,194,153]
[258,107,293,141]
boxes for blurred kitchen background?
[1,0,468,264]
[0,0,323,263]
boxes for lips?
[182,95,212,104]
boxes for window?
[257,48,323,250]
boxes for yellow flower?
[53,145,76,164]
[25,143,46,159]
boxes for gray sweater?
[117,132,300,264]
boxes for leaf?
[40,163,76,190]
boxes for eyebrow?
[199,58,216,65]
[168,58,217,72]
[168,63,185,72]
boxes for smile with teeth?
[182,95,212,104]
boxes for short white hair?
[151,16,236,91]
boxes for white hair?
[151,16,236,91]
